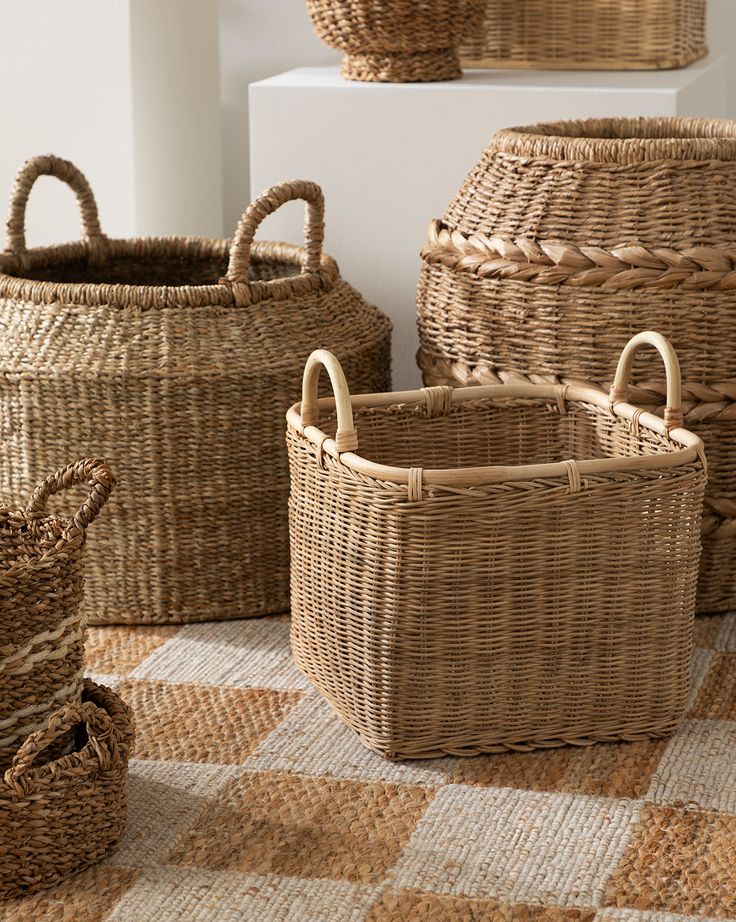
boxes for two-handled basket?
[0,458,114,768]
[0,155,390,625]
[287,332,707,759]
[0,679,134,898]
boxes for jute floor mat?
[2,612,735,922]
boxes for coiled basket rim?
[0,237,339,309]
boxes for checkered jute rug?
[2,612,735,922]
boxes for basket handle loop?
[5,154,106,255]
[3,700,117,792]
[609,331,683,431]
[301,349,359,453]
[25,458,115,538]
[225,180,325,284]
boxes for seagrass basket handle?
[3,700,117,793]
[609,331,684,431]
[301,349,359,453]
[25,458,115,540]
[225,180,325,284]
[4,154,106,254]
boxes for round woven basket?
[461,0,707,71]
[0,458,114,768]
[417,116,736,615]
[0,680,133,899]
[0,155,391,625]
[305,0,472,82]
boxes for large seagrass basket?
[461,0,707,70]
[417,117,736,615]
[0,680,133,898]
[0,458,114,769]
[0,155,391,625]
[287,334,706,759]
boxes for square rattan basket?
[287,334,706,759]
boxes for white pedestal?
[250,58,728,389]
[0,0,223,246]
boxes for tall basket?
[0,459,114,768]
[418,117,736,614]
[287,333,706,759]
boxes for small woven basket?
[305,0,472,82]
[461,0,707,70]
[0,458,114,769]
[417,117,736,615]
[0,679,133,898]
[287,334,706,759]
[0,155,390,625]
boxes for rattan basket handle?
[5,154,106,254]
[3,700,117,791]
[609,331,684,430]
[301,349,358,453]
[26,458,115,537]
[225,180,325,284]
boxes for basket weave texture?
[0,155,391,625]
[0,458,113,768]
[287,335,706,759]
[461,0,707,70]
[0,679,133,898]
[305,0,473,82]
[417,117,736,615]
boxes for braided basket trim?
[422,220,736,292]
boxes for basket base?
[341,48,461,83]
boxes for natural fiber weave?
[0,679,133,899]
[0,458,114,769]
[305,0,471,82]
[6,614,734,919]
[0,155,391,625]
[417,117,736,614]
[461,0,707,70]
[287,335,706,759]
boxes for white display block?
[250,58,728,389]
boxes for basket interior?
[6,242,301,288]
[325,397,679,470]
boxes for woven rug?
[1,612,735,922]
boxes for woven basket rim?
[0,680,132,797]
[491,117,736,164]
[288,381,704,489]
[0,237,340,309]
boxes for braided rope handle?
[26,457,115,538]
[225,180,325,285]
[5,154,106,254]
[3,700,116,791]
[609,332,683,431]
[301,349,358,453]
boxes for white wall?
[218,0,337,233]
[0,0,222,250]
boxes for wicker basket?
[305,0,473,82]
[417,117,736,615]
[0,458,114,769]
[0,155,391,625]
[461,0,707,70]
[287,334,706,759]
[0,679,133,898]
